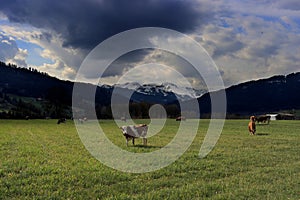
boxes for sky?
[0,0,299,89]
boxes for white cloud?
[0,33,28,67]
[0,33,18,60]
[37,59,76,79]
[0,23,84,80]
[191,2,300,86]
[7,48,28,68]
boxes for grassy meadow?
[0,119,299,199]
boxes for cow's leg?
[132,138,135,145]
[126,138,129,146]
[143,138,147,146]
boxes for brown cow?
[248,116,256,135]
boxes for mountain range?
[113,82,207,102]
[0,61,299,118]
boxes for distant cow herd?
[53,113,293,144]
[57,117,88,124]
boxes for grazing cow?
[276,113,295,120]
[78,117,88,124]
[120,124,148,146]
[256,115,271,124]
[57,118,66,124]
[176,116,186,121]
[248,116,256,135]
[120,117,126,122]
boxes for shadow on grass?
[256,133,270,136]
[129,144,163,149]
[256,123,271,126]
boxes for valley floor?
[0,119,299,199]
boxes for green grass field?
[0,119,299,199]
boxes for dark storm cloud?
[278,0,300,11]
[31,32,53,43]
[0,0,211,50]
[212,40,244,58]
[247,44,280,58]
[94,49,152,78]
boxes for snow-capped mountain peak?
[115,82,141,90]
[113,82,207,101]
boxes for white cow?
[120,124,148,146]
[78,117,88,124]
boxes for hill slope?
[197,72,300,115]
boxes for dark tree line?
[0,91,181,120]
[0,92,71,119]
[0,61,49,77]
[95,102,180,119]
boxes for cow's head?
[120,126,127,135]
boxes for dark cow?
[120,124,148,146]
[256,115,271,124]
[57,118,66,124]
[248,116,256,135]
[276,113,295,120]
